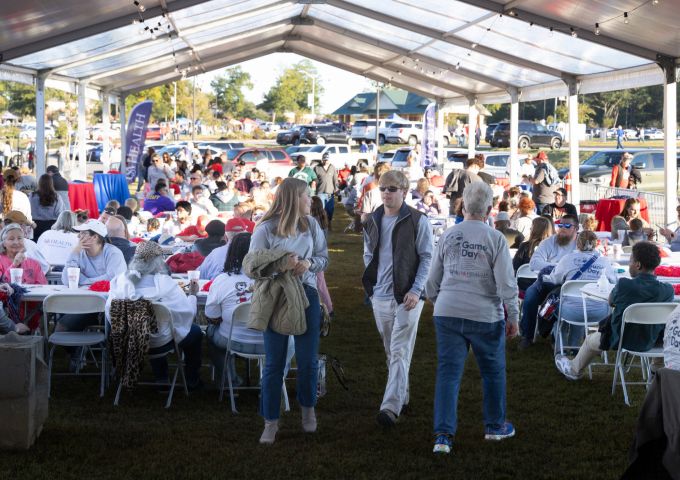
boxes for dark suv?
[300,124,350,145]
[276,125,304,145]
[492,120,562,149]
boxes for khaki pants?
[572,332,603,374]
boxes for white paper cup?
[67,267,80,289]
[618,229,627,241]
[9,268,23,286]
[187,270,200,281]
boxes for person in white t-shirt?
[37,211,79,267]
[204,232,262,387]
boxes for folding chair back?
[516,264,537,280]
[220,302,288,413]
[43,293,108,398]
[613,302,676,405]
[113,302,190,408]
[554,280,596,354]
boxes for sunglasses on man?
[379,186,401,193]
[556,223,573,229]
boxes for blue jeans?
[261,285,320,420]
[317,193,335,223]
[616,138,624,149]
[148,323,203,385]
[520,280,555,340]
[433,316,506,435]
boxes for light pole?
[300,70,316,121]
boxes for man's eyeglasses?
[556,223,573,229]
[379,186,400,193]
[190,177,200,180]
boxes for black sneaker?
[399,403,410,416]
[518,337,533,351]
[376,409,397,428]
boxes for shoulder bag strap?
[570,254,599,281]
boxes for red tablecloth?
[595,198,649,232]
[68,183,99,219]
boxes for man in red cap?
[198,216,255,280]
[531,151,560,214]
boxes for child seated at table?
[623,218,648,246]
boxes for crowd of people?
[0,144,679,456]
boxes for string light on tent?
[594,23,600,35]
[570,27,577,38]
[133,1,145,12]
[624,12,629,23]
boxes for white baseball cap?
[73,219,108,238]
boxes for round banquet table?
[595,198,649,232]
[68,183,99,219]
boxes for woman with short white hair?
[426,180,519,455]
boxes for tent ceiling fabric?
[0,0,677,102]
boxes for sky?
[193,52,374,115]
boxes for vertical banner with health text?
[124,100,153,182]
[422,102,436,167]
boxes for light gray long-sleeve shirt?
[249,215,328,290]
[61,243,127,286]
[425,220,519,324]
[529,235,576,272]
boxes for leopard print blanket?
[109,299,158,388]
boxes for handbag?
[536,254,599,337]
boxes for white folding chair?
[554,280,598,356]
[43,293,108,398]
[611,303,676,406]
[113,302,190,408]
[516,264,538,281]
[219,302,290,414]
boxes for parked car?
[390,147,466,175]
[350,119,392,144]
[384,122,451,146]
[145,125,162,141]
[276,125,304,145]
[289,144,365,169]
[285,145,312,156]
[378,149,399,162]
[644,128,664,140]
[491,120,562,149]
[441,151,526,181]
[299,124,350,145]
[69,141,102,160]
[230,148,294,178]
[557,149,645,182]
[19,125,55,140]
[198,141,244,151]
[569,149,680,192]
[484,123,498,144]
[262,122,281,133]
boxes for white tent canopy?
[0,0,677,219]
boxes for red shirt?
[177,225,208,238]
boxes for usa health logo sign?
[124,100,153,182]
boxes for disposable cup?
[67,267,80,289]
[618,229,627,242]
[9,268,23,286]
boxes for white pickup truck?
[351,119,392,145]
[288,144,369,169]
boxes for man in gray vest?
[362,170,433,428]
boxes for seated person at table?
[98,206,117,224]
[106,215,136,264]
[143,182,176,215]
[416,190,441,217]
[106,241,203,390]
[205,232,262,386]
[519,214,578,350]
[555,241,674,380]
[193,220,226,257]
[622,218,647,247]
[542,231,618,348]
[513,216,553,291]
[494,211,524,248]
[4,210,48,273]
[0,223,48,331]
[189,185,218,217]
[0,284,30,334]
[612,198,650,240]
[659,205,680,251]
[170,200,193,234]
[210,181,240,212]
[56,219,127,369]
[199,217,255,280]
[176,215,209,242]
[37,211,79,268]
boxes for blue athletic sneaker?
[484,422,516,441]
[433,434,453,454]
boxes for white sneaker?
[554,354,582,380]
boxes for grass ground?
[1,207,648,480]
